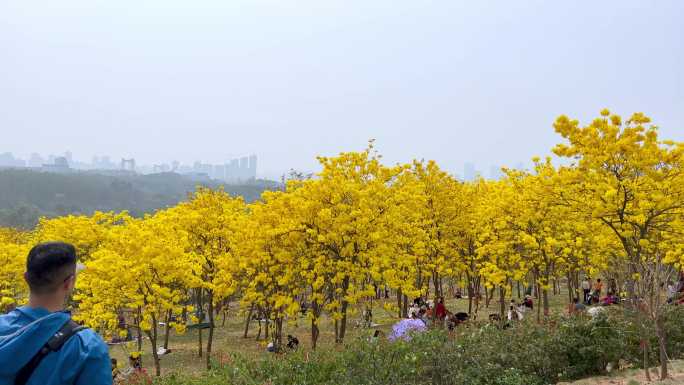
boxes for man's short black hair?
[25,242,77,294]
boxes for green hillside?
[0,169,277,228]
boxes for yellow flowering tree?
[0,228,30,311]
[553,109,684,379]
[75,214,196,376]
[295,144,399,344]
[33,211,129,262]
[164,188,246,368]
[235,190,305,351]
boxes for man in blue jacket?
[0,242,112,385]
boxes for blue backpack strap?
[14,319,86,385]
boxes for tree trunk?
[542,288,549,319]
[311,302,321,350]
[265,317,269,340]
[499,286,506,320]
[467,275,473,315]
[243,303,254,338]
[473,288,481,320]
[147,315,161,377]
[136,307,143,352]
[334,319,339,342]
[643,339,651,382]
[655,316,669,379]
[311,318,319,350]
[274,318,283,352]
[402,294,409,318]
[517,281,521,299]
[206,290,215,370]
[437,273,443,299]
[567,273,574,304]
[397,288,403,318]
[485,287,494,308]
[197,289,203,358]
[339,299,349,343]
[163,309,172,350]
[256,319,262,340]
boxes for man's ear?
[64,274,76,291]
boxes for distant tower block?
[121,158,136,171]
[248,155,257,179]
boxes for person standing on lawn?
[581,277,592,304]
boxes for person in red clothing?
[435,297,447,327]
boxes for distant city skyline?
[0,150,259,182]
[1,148,525,182]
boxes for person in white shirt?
[581,277,592,304]
[507,305,523,321]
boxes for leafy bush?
[154,308,684,385]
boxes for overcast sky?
[1,1,682,179]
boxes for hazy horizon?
[1,1,682,179]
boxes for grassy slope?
[109,288,571,376]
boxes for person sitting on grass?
[601,291,619,306]
[119,352,150,385]
[522,295,533,310]
[507,305,523,321]
[568,297,586,314]
[111,358,120,382]
[286,335,299,350]
[447,312,469,330]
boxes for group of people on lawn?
[572,273,684,313]
[397,272,684,337]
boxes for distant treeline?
[0,169,278,228]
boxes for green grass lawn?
[110,288,574,376]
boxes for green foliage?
[0,169,276,228]
[153,309,684,385]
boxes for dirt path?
[561,360,684,385]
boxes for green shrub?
[153,308,684,385]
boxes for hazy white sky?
[1,0,682,178]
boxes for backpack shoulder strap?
[14,319,86,385]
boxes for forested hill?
[0,169,278,228]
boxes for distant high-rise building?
[121,158,136,171]
[29,153,45,168]
[239,157,249,180]
[152,164,170,173]
[463,162,477,181]
[227,159,240,182]
[489,165,503,180]
[64,151,73,164]
[0,152,26,168]
[213,165,226,180]
[41,156,70,173]
[249,155,257,178]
